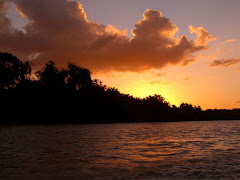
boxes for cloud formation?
[0,0,215,72]
[150,81,169,85]
[184,77,192,81]
[189,25,216,46]
[210,58,240,67]
[0,1,9,30]
[155,73,166,77]
[224,39,237,43]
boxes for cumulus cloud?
[189,25,216,46]
[210,58,240,67]
[0,0,215,72]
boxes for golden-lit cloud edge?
[0,0,215,72]
[224,39,237,43]
[189,25,216,46]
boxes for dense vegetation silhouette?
[0,52,240,124]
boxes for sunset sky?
[1,0,240,109]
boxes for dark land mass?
[0,52,240,125]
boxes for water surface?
[1,120,240,179]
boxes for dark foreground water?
[1,121,240,179]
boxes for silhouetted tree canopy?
[66,63,92,90]
[36,61,92,90]
[0,52,31,89]
[36,61,65,89]
[0,52,239,125]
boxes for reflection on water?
[1,121,240,179]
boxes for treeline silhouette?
[0,52,240,125]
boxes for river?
[1,120,240,179]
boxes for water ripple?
[0,120,240,179]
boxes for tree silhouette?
[36,61,66,89]
[66,63,92,90]
[0,51,239,125]
[0,52,31,89]
[36,62,93,91]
